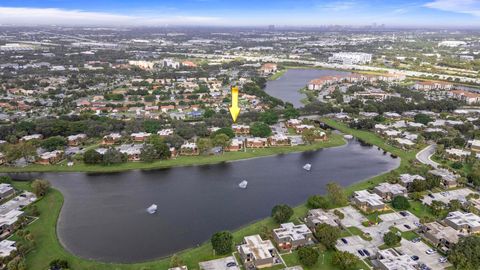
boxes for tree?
[326,182,348,206]
[302,129,316,144]
[212,127,235,139]
[332,251,360,270]
[307,195,329,209]
[197,138,212,155]
[250,122,272,137]
[49,259,69,270]
[431,200,447,217]
[211,231,233,255]
[102,149,126,165]
[449,199,463,212]
[414,113,433,125]
[5,142,37,163]
[297,246,319,267]
[40,136,67,151]
[271,204,293,223]
[83,149,102,164]
[259,111,279,125]
[448,235,480,270]
[314,223,341,249]
[169,254,183,268]
[391,196,410,210]
[383,231,401,247]
[0,176,12,184]
[31,179,50,197]
[140,144,157,162]
[284,107,300,119]
[212,134,231,152]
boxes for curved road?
[416,144,439,169]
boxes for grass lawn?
[12,119,418,270]
[347,226,372,241]
[282,248,369,270]
[268,69,287,80]
[409,200,435,220]
[0,134,345,173]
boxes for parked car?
[426,249,436,255]
[411,255,419,261]
[357,249,365,256]
[439,257,448,263]
[363,249,370,256]
[226,262,237,267]
[404,224,411,229]
[428,193,434,198]
[399,211,409,217]
[341,238,348,244]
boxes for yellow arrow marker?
[229,86,241,123]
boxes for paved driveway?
[399,239,451,270]
[416,144,439,169]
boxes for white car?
[426,249,436,255]
[439,257,448,263]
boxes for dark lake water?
[264,69,351,108]
[9,139,399,263]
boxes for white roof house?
[273,223,312,243]
[0,240,16,258]
[238,235,277,264]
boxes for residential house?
[268,134,290,146]
[429,169,458,188]
[102,133,122,145]
[272,223,313,251]
[37,150,63,165]
[158,129,174,137]
[246,137,268,148]
[352,190,386,212]
[20,134,43,142]
[399,174,425,189]
[238,235,280,269]
[468,139,480,152]
[131,132,151,142]
[305,209,339,230]
[67,133,87,146]
[260,63,277,75]
[286,119,302,128]
[444,211,480,234]
[0,184,15,201]
[421,222,459,250]
[226,138,244,152]
[180,142,199,156]
[373,183,407,201]
[373,249,418,270]
[0,240,16,258]
[295,125,314,134]
[116,144,143,161]
[232,124,250,135]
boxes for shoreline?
[1,134,346,174]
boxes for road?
[416,144,439,169]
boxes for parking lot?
[421,188,475,206]
[336,206,367,227]
[336,235,378,259]
[379,211,420,232]
[0,191,36,216]
[198,256,240,270]
[399,239,452,270]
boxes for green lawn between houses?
[0,134,345,173]
[12,119,421,270]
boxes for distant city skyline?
[1,0,480,27]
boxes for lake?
[264,69,351,108]
[9,139,399,263]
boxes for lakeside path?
[13,119,421,270]
[0,134,345,173]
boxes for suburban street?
[416,144,439,169]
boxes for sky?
[1,0,480,27]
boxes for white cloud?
[424,0,480,16]
[0,7,221,26]
[316,1,356,12]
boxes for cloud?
[424,0,480,16]
[316,1,356,12]
[0,7,221,26]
